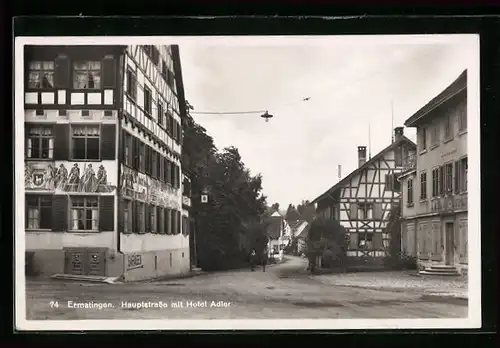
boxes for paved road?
[25,256,467,320]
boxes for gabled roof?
[311,136,416,204]
[296,222,310,239]
[265,216,283,239]
[404,70,467,127]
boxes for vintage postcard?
[14,34,480,331]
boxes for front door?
[444,222,455,265]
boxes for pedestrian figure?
[250,249,257,271]
[261,249,268,272]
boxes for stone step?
[429,265,458,270]
[51,274,120,284]
[419,270,460,276]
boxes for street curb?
[420,294,468,304]
[124,270,208,284]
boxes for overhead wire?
[187,48,441,117]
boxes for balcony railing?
[430,192,468,214]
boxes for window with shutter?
[118,198,125,233]
[385,174,393,191]
[177,211,182,234]
[349,233,358,250]
[439,166,444,195]
[166,209,172,234]
[145,204,151,233]
[373,203,382,220]
[132,201,138,232]
[54,55,70,88]
[349,203,358,220]
[372,232,383,250]
[51,195,68,232]
[454,161,460,194]
[100,124,116,160]
[132,137,139,170]
[99,196,114,231]
[53,124,69,160]
[102,57,116,89]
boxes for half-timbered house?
[311,128,416,259]
[24,45,191,281]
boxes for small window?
[150,205,157,233]
[26,125,54,159]
[70,196,99,231]
[123,132,133,167]
[357,203,373,220]
[459,157,468,192]
[126,68,137,101]
[139,142,146,172]
[431,168,439,197]
[445,163,453,194]
[73,61,101,89]
[358,233,373,249]
[419,128,427,152]
[157,102,164,126]
[71,125,100,160]
[430,124,439,147]
[28,61,54,89]
[123,199,132,233]
[459,101,467,132]
[407,178,413,205]
[144,86,152,115]
[167,69,175,89]
[420,171,427,200]
[26,195,52,230]
[161,60,167,80]
[137,202,145,233]
[444,113,452,140]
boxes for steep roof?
[404,70,467,127]
[311,136,416,204]
[296,222,310,239]
[265,216,283,240]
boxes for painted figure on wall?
[55,164,68,190]
[43,164,56,190]
[79,164,96,192]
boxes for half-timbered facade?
[312,128,416,258]
[24,45,190,281]
[402,70,468,276]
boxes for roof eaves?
[311,137,416,203]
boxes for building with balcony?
[311,128,416,259]
[400,70,468,275]
[24,44,192,281]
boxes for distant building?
[311,128,416,260]
[400,70,468,275]
[263,210,290,259]
[294,221,310,255]
[24,45,192,281]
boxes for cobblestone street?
[25,257,468,320]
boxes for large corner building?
[24,45,193,281]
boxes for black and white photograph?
[14,35,480,331]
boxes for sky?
[178,36,477,208]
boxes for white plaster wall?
[120,233,189,253]
[26,231,115,250]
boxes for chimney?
[394,127,404,142]
[357,146,367,167]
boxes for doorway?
[444,222,455,266]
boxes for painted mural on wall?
[120,164,180,209]
[25,161,117,194]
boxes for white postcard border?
[14,34,481,331]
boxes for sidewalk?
[314,270,468,300]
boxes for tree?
[384,203,416,270]
[182,106,268,271]
[306,217,347,272]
